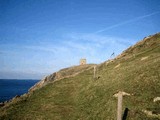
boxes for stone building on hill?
[80,59,86,65]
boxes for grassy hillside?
[0,33,160,120]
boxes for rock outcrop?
[29,64,95,92]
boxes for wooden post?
[93,66,96,79]
[117,92,123,120]
[113,91,130,120]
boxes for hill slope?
[0,33,160,120]
[29,64,95,92]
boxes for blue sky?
[0,0,160,79]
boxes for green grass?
[0,33,160,120]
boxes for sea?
[0,79,40,103]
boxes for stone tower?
[80,59,86,65]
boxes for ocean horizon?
[0,79,40,103]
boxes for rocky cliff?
[29,64,96,92]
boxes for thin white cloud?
[25,46,56,53]
[65,33,135,46]
[94,11,160,34]
[24,45,69,54]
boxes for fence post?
[113,91,131,120]
[117,92,123,120]
[93,66,96,79]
